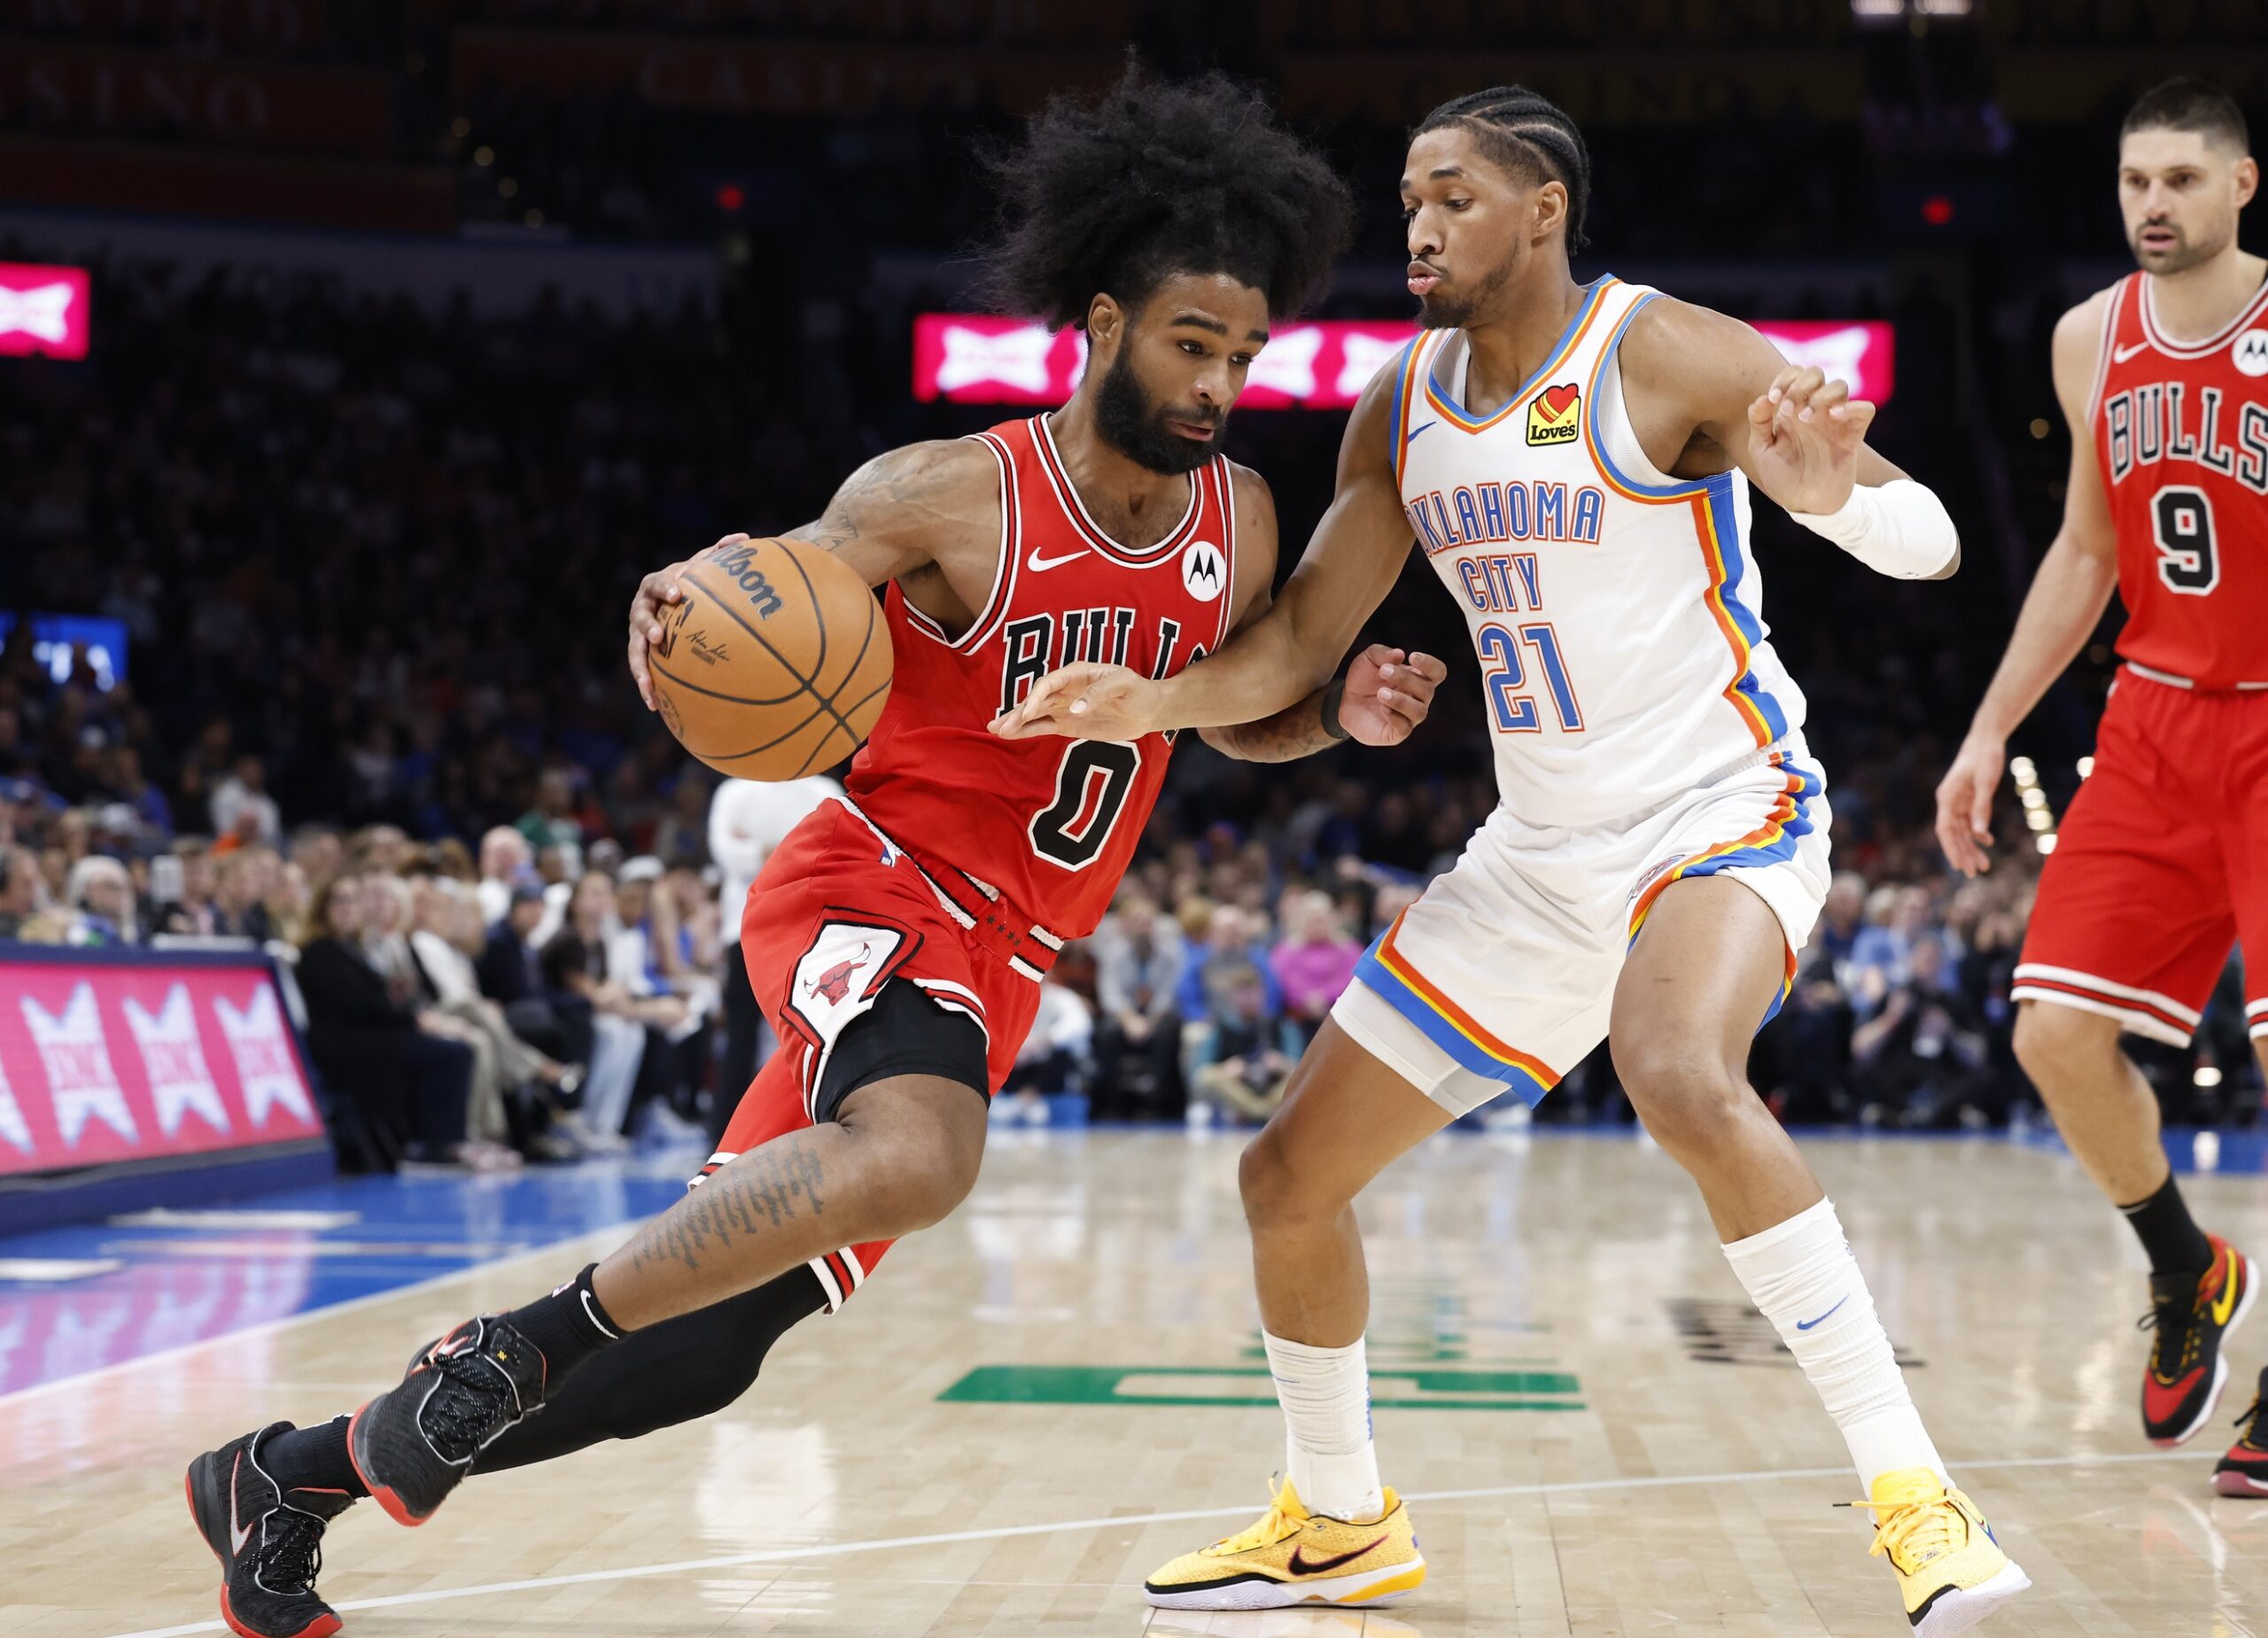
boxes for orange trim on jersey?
[1423,278,1619,433]
[1576,303,1776,749]
[1391,332,1439,493]
[1374,910,1558,1082]
[1625,764,1804,939]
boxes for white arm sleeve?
[1786,477,1959,580]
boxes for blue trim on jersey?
[1387,336,1423,485]
[1581,291,1720,500]
[1425,276,1612,427]
[1705,477,1791,743]
[1352,938,1554,1106]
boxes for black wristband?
[1320,677,1350,741]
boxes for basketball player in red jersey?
[183,74,1447,1638]
[1935,79,2268,1489]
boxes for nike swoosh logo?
[1026,548,1085,572]
[229,1451,254,1556]
[1405,421,1435,444]
[2213,1250,2242,1326]
[1796,1294,1849,1331]
[1289,1533,1387,1575]
[2114,340,2154,364]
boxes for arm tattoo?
[1208,688,1344,764]
[625,1137,827,1275]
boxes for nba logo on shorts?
[2234,330,2268,378]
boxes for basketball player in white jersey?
[998,87,2025,1633]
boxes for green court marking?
[939,1364,1583,1411]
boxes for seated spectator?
[1270,889,1361,1050]
[0,842,51,940]
[209,754,282,849]
[209,848,277,942]
[410,878,580,1160]
[540,872,656,1145]
[65,854,137,944]
[1181,905,1289,1104]
[1189,963,1295,1127]
[1089,888,1186,1118]
[153,839,218,936]
[477,825,532,927]
[997,979,1096,1124]
[293,873,474,1170]
[1851,933,1997,1129]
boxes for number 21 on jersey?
[1477,623,1584,734]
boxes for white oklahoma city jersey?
[1389,276,1806,827]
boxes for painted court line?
[0,1223,637,1409]
[105,1448,2215,1638]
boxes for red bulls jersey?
[2089,271,2268,688]
[843,414,1240,943]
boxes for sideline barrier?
[0,943,332,1233]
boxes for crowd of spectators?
[0,228,2256,1164]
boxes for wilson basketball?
[648,536,893,780]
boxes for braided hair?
[977,65,1355,330]
[1413,87,1592,252]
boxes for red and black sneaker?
[2213,1368,2268,1496]
[2140,1236,2256,1447]
[186,1422,353,1638]
[347,1314,548,1526]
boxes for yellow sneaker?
[1856,1469,2030,1635]
[1143,1479,1425,1611]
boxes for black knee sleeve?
[812,977,989,1123]
[471,1267,828,1472]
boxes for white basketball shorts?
[1333,740,1833,1119]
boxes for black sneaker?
[185,1422,353,1638]
[347,1315,548,1526]
[2140,1237,2256,1446]
[2214,1367,2268,1496]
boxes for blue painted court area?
[0,1152,703,1400]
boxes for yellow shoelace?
[1211,1496,1304,1556]
[1850,1494,1962,1571]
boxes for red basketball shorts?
[694,797,1046,1311]
[2016,670,2268,1046]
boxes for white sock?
[1722,1197,1949,1494]
[1262,1330,1384,1521]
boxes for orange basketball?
[648,536,893,780]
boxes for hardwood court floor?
[12,1127,2268,1637]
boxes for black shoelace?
[2138,1289,2203,1380]
[260,1510,326,1598]
[423,1351,520,1460]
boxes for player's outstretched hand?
[1338,645,1449,747]
[1933,735,2003,877]
[991,664,1161,743]
[1746,365,1876,516]
[627,534,740,710]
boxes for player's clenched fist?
[1335,645,1449,746]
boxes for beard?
[1093,346,1222,474]
[2132,217,2231,276]
[1418,247,1520,330]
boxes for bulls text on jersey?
[997,612,1203,717]
[2102,382,2268,494]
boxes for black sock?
[262,1416,369,1503]
[476,1267,827,1473]
[2121,1174,2215,1277]
[504,1262,625,1381]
